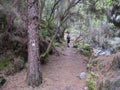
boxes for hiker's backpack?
[67,35,70,40]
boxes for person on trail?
[66,33,71,47]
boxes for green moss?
[0,58,10,69]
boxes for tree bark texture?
[27,0,42,87]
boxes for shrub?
[73,42,79,48]
[79,43,91,51]
[0,58,10,70]
[86,74,95,90]
[83,50,91,56]
[53,42,61,47]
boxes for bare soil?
[1,47,87,90]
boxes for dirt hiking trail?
[2,47,87,90]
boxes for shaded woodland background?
[0,0,120,90]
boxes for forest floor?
[1,45,88,90]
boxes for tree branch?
[49,0,62,20]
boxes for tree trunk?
[27,0,42,87]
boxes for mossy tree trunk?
[27,0,42,87]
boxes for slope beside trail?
[2,47,88,90]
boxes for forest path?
[2,47,88,90]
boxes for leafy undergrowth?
[73,42,92,57]
[53,41,65,51]
[0,55,25,76]
[87,52,120,90]
[86,72,99,90]
[53,42,61,46]
[0,58,11,70]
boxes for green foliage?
[13,17,22,25]
[86,72,99,90]
[96,0,118,10]
[0,54,24,75]
[80,43,91,56]
[87,64,92,69]
[0,58,10,69]
[53,41,64,50]
[73,42,79,48]
[5,63,14,75]
[53,42,61,47]
[73,42,91,56]
[80,43,91,51]
[0,12,6,32]
[86,74,95,90]
[83,50,90,56]
[90,72,99,78]
[40,19,55,39]
[4,57,25,75]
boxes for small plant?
[86,74,95,90]
[83,50,91,56]
[53,42,61,47]
[73,42,79,48]
[0,58,10,70]
[98,64,103,70]
[90,72,99,78]
[87,64,92,70]
[86,72,99,90]
[78,43,91,56]
[79,43,91,51]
